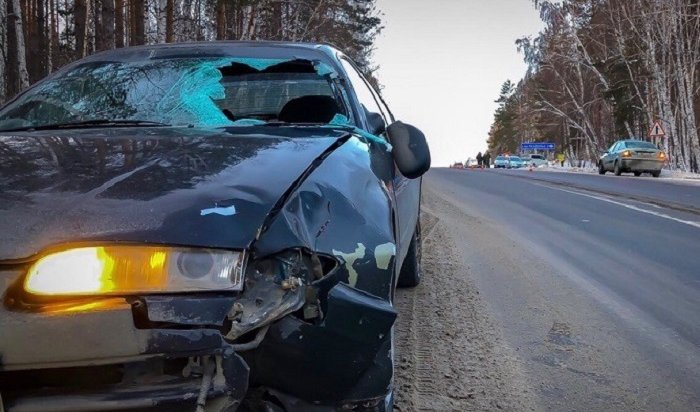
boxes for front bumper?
[621,158,663,172]
[0,267,396,411]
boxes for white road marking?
[531,182,700,230]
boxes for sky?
[373,0,545,166]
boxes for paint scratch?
[200,204,237,216]
[333,243,366,287]
[374,243,396,270]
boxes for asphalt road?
[417,167,700,411]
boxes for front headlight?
[24,246,246,296]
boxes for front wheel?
[614,161,622,176]
[651,170,661,178]
[397,221,422,288]
[598,162,606,175]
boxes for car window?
[626,141,657,149]
[0,58,345,130]
[339,58,388,128]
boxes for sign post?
[649,120,666,150]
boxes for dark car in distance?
[599,139,666,177]
[0,42,430,411]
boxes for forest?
[0,0,382,103]
[488,0,700,172]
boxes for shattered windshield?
[0,57,347,131]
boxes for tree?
[129,0,144,45]
[115,0,124,47]
[0,0,7,102]
[74,0,88,57]
[488,0,700,172]
[0,0,384,109]
[100,0,116,50]
[8,0,30,93]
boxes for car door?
[604,142,619,170]
[337,57,419,273]
[612,142,626,166]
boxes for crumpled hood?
[0,126,349,261]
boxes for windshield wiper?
[0,119,171,132]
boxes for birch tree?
[9,0,30,91]
[0,0,7,102]
[0,0,383,106]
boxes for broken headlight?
[24,246,246,297]
[225,250,338,340]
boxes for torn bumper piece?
[1,270,396,411]
[1,322,250,412]
[5,354,248,412]
[243,283,397,406]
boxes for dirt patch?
[393,198,537,411]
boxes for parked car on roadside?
[507,156,525,169]
[526,154,548,167]
[599,139,665,177]
[0,41,431,411]
[494,155,508,168]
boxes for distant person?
[476,152,483,168]
[483,152,491,168]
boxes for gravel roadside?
[393,194,537,412]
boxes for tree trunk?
[74,0,88,57]
[114,0,123,47]
[271,0,282,39]
[156,0,165,42]
[101,0,115,50]
[129,0,144,45]
[165,0,172,42]
[215,0,224,40]
[165,0,175,43]
[9,0,30,91]
[35,0,46,79]
[0,0,6,102]
[47,0,55,72]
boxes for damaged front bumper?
[0,252,397,412]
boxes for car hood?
[0,126,349,261]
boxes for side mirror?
[366,111,386,136]
[386,121,431,179]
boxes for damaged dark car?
[0,42,430,411]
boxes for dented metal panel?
[0,127,348,261]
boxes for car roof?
[67,41,342,69]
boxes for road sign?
[521,142,555,151]
[649,121,666,137]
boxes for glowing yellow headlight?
[24,246,245,296]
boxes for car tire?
[652,170,661,178]
[614,161,622,176]
[598,162,606,175]
[397,221,422,288]
[634,171,642,177]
